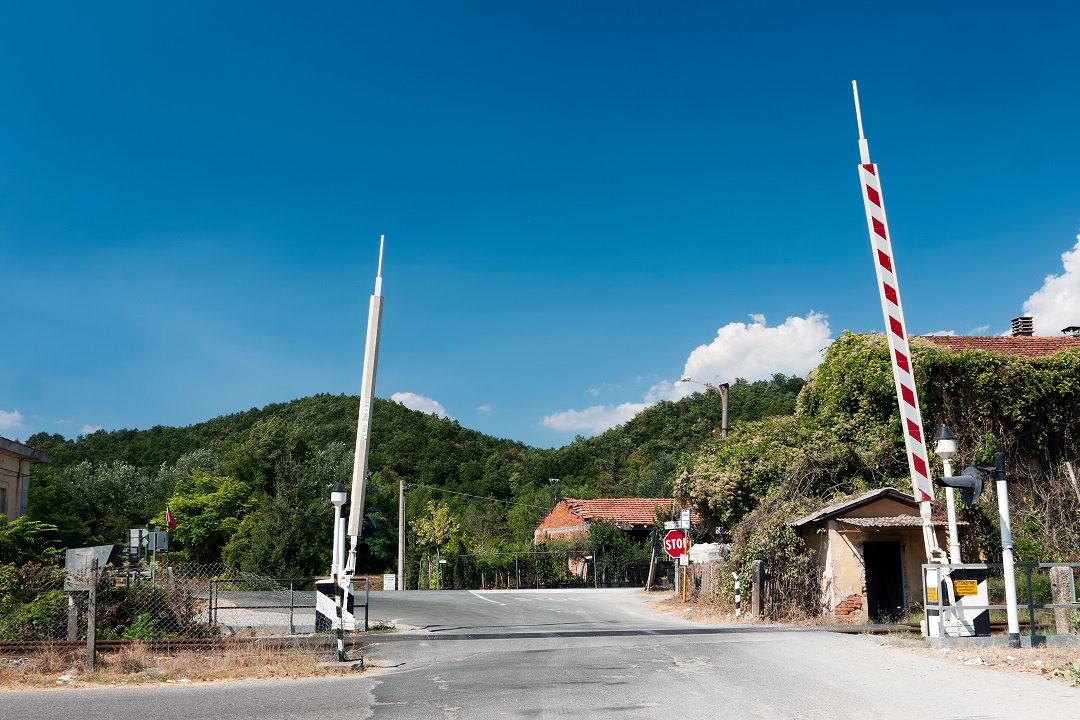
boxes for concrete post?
[86,558,98,672]
[1050,566,1075,635]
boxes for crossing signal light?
[934,464,984,506]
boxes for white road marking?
[469,590,506,605]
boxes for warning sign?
[926,587,938,603]
[954,579,979,596]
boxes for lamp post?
[329,482,348,662]
[680,377,730,438]
[993,453,1022,647]
[932,426,961,564]
[330,483,348,577]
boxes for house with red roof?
[917,333,1080,358]
[534,497,700,544]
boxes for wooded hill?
[22,375,804,576]
[22,332,1077,581]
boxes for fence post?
[67,594,82,641]
[751,560,764,618]
[1050,566,1075,635]
[289,579,295,635]
[85,558,98,672]
[1025,565,1039,644]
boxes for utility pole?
[398,479,406,591]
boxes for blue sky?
[3,3,1079,449]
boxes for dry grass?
[0,640,360,691]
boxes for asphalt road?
[4,589,1079,719]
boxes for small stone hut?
[792,488,951,621]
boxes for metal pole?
[1025,565,1037,643]
[995,452,1021,647]
[289,580,295,635]
[331,501,343,577]
[942,457,961,564]
[335,581,346,662]
[398,480,406,591]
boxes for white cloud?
[673,312,832,398]
[1022,234,1080,335]
[80,424,103,435]
[0,409,23,431]
[391,392,448,418]
[924,330,957,337]
[543,311,833,438]
[477,405,492,412]
[542,403,649,435]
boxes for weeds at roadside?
[0,639,362,689]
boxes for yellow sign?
[926,587,938,602]
[954,579,979,596]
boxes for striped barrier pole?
[852,81,945,563]
[733,571,741,618]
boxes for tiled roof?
[838,516,955,528]
[918,335,1080,358]
[563,497,700,525]
[791,487,951,527]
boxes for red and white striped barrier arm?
[857,162,934,504]
[852,82,943,563]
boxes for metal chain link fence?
[0,563,346,642]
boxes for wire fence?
[0,563,370,643]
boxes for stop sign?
[663,529,688,559]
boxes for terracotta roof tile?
[562,497,699,525]
[918,335,1080,358]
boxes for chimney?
[1011,316,1033,337]
[1063,326,1080,338]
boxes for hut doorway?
[864,541,905,622]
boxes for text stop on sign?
[663,529,688,559]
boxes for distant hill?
[25,375,804,576]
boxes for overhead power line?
[406,483,550,511]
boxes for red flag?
[165,504,177,531]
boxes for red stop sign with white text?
[663,529,688,559]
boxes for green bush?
[121,613,166,640]
[0,589,67,641]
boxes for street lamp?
[329,482,348,662]
[932,426,961,564]
[680,377,730,438]
[330,482,348,577]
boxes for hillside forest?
[12,333,1080,582]
[17,376,804,577]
